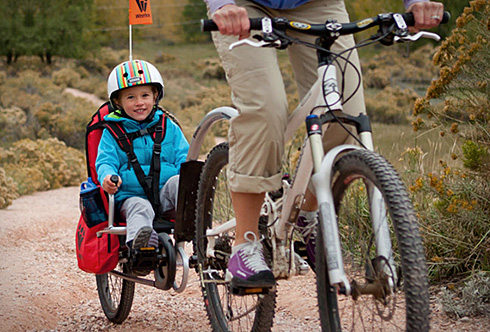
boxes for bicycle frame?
[186,47,396,294]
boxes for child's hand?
[102,175,122,194]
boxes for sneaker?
[132,226,159,250]
[129,226,158,276]
[296,212,317,270]
[226,231,276,289]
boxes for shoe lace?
[298,217,318,243]
[240,231,269,272]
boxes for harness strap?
[103,114,166,218]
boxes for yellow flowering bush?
[404,148,489,280]
[414,1,490,141]
[403,1,490,280]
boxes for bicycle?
[176,10,450,332]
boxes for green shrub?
[178,84,232,153]
[74,76,107,97]
[0,167,18,209]
[195,58,226,80]
[461,139,488,170]
[154,52,177,64]
[33,99,91,150]
[90,47,128,73]
[52,68,82,88]
[0,106,33,144]
[366,86,418,124]
[440,272,490,318]
[362,44,439,89]
[0,68,94,150]
[0,138,85,196]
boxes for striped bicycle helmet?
[107,60,164,107]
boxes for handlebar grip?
[402,11,451,26]
[201,18,264,32]
[442,11,451,24]
[201,19,218,32]
[110,175,119,186]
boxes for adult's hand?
[407,1,445,31]
[212,4,250,40]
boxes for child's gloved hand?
[102,174,122,194]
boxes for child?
[96,59,189,260]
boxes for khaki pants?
[210,0,365,193]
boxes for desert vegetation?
[0,0,488,319]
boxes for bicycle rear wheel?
[96,263,135,324]
[195,143,276,332]
[316,149,429,331]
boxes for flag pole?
[129,24,133,61]
[128,0,153,60]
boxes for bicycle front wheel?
[96,263,135,324]
[195,143,276,332]
[316,149,430,332]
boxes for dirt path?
[64,88,105,107]
[0,187,489,331]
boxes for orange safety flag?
[129,0,153,25]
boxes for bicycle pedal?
[231,286,272,296]
[139,246,156,251]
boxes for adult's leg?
[211,1,289,244]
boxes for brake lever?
[394,31,441,43]
[229,38,281,50]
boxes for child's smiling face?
[116,85,157,121]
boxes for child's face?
[116,85,156,121]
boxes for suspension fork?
[308,113,397,293]
[307,114,352,293]
[359,131,397,287]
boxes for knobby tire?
[195,143,276,332]
[316,149,430,332]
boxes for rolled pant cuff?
[228,171,283,193]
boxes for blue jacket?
[96,109,189,204]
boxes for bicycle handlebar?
[201,11,450,35]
